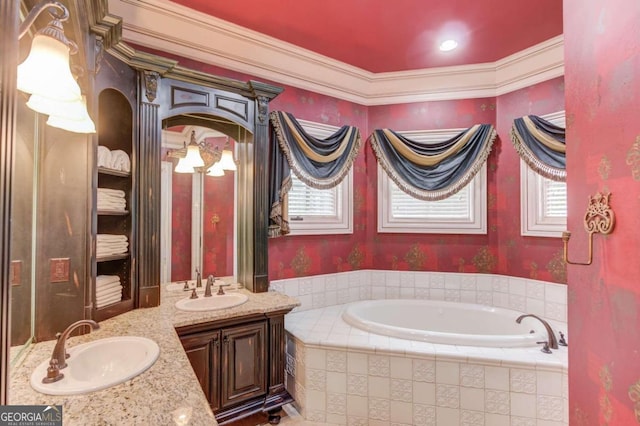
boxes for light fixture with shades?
[168,130,237,176]
[17,1,96,133]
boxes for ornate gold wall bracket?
[562,192,615,266]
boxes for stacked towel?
[98,146,131,173]
[97,146,111,168]
[97,188,126,211]
[96,274,122,308]
[111,150,131,173]
[96,234,129,258]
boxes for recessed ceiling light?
[439,39,458,52]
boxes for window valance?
[510,115,566,181]
[268,111,362,237]
[369,124,496,201]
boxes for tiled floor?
[230,404,326,426]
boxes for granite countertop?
[9,284,299,425]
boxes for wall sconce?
[17,1,96,133]
[168,130,236,176]
[562,191,615,266]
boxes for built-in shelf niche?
[93,88,135,322]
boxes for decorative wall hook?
[562,191,615,265]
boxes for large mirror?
[9,99,38,367]
[161,121,252,284]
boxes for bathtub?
[342,299,546,347]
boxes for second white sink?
[175,293,248,312]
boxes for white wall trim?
[109,0,564,106]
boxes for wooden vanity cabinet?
[176,309,293,424]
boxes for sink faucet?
[204,275,214,297]
[51,319,100,369]
[516,314,558,349]
[42,319,100,384]
[196,268,202,288]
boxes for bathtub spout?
[516,314,558,349]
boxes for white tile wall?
[279,270,568,425]
[271,270,568,333]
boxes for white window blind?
[390,183,471,220]
[289,174,341,219]
[542,179,567,218]
[520,110,567,237]
[286,119,353,235]
[378,128,487,234]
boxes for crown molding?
[109,0,564,105]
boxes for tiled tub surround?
[10,287,299,425]
[274,271,568,425]
[271,271,567,333]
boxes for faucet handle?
[190,288,199,299]
[216,283,231,296]
[536,341,552,354]
[42,358,64,384]
[558,331,568,346]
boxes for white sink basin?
[30,336,160,395]
[175,293,248,312]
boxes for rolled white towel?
[96,275,120,286]
[97,146,112,168]
[110,150,131,173]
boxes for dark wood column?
[137,71,161,307]
[0,0,19,405]
[252,95,271,293]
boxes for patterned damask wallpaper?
[564,0,640,423]
[152,46,568,284]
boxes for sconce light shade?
[183,142,205,168]
[174,157,194,174]
[46,96,96,134]
[219,150,237,171]
[206,161,225,177]
[27,92,86,119]
[17,33,81,102]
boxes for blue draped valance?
[370,124,497,201]
[510,115,566,181]
[268,111,362,237]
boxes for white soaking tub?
[342,299,547,347]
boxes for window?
[520,111,567,237]
[378,128,487,234]
[286,119,353,235]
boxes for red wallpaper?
[201,138,235,278]
[170,171,192,281]
[148,46,567,284]
[564,0,640,423]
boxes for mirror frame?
[85,2,283,294]
[0,0,20,405]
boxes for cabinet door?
[180,330,221,411]
[220,322,267,408]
